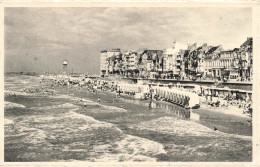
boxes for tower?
[62,60,68,75]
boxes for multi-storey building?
[122,51,139,77]
[122,51,130,77]
[163,48,176,78]
[100,50,108,76]
[100,48,121,76]
[204,48,240,81]
[222,48,240,80]
[182,43,198,79]
[204,45,223,79]
[129,51,138,71]
[239,37,253,81]
[187,43,198,79]
[178,49,189,80]
[196,44,210,78]
[112,52,123,75]
[138,50,163,78]
[156,53,164,78]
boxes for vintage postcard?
[1,1,260,166]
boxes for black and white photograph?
[2,4,259,164]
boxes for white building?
[100,50,108,76]
[163,48,175,72]
[163,42,185,77]
[128,51,138,71]
[100,48,121,76]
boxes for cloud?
[5,7,252,73]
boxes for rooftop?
[206,46,220,55]
[241,37,253,47]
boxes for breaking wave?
[5,101,26,109]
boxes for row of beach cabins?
[42,75,252,113]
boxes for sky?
[5,7,252,74]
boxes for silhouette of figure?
[214,126,218,131]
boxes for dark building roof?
[196,46,203,51]
[112,48,121,52]
[143,50,163,54]
[233,48,239,52]
[206,46,219,55]
[241,37,253,47]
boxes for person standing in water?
[148,85,153,108]
[118,86,121,98]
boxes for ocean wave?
[4,90,34,96]
[30,103,78,111]
[5,125,47,146]
[129,116,221,137]
[93,134,166,162]
[66,111,122,131]
[24,129,47,145]
[99,105,127,113]
[129,116,252,140]
[5,101,26,109]
[4,118,14,125]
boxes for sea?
[4,74,252,162]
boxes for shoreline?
[4,74,252,136]
[93,84,252,119]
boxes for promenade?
[122,77,252,90]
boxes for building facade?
[100,38,253,82]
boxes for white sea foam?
[4,118,14,125]
[25,129,47,145]
[130,116,252,140]
[94,134,166,162]
[30,103,78,110]
[99,105,127,113]
[4,90,30,96]
[67,111,122,131]
[130,116,219,137]
[5,101,26,109]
